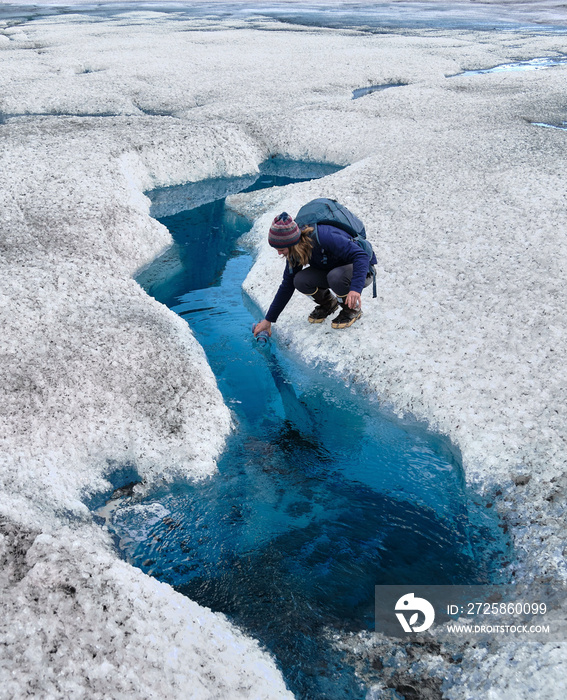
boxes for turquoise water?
[99,161,510,699]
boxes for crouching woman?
[253,211,376,338]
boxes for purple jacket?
[265,224,376,323]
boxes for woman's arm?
[265,263,300,323]
[317,225,370,293]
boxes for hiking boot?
[308,289,339,324]
[331,303,362,329]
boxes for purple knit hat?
[268,212,301,249]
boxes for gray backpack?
[295,198,376,297]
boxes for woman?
[253,211,376,336]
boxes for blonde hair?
[288,227,314,267]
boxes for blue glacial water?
[98,159,511,699]
[352,83,406,100]
[448,54,567,77]
[532,121,567,131]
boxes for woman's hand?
[345,291,361,310]
[253,319,272,337]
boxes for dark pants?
[293,265,371,298]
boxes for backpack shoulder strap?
[309,223,321,247]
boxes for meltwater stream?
[98,160,510,699]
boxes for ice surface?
[0,521,293,699]
[1,4,567,699]
[3,1,567,31]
